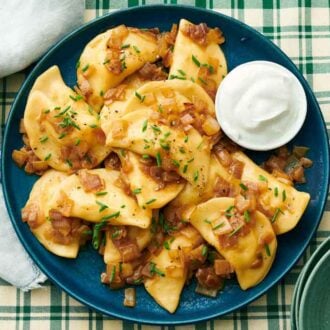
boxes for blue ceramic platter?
[2,5,329,325]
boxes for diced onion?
[195,283,218,298]
[124,288,136,307]
[202,116,220,136]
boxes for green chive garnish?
[146,198,157,205]
[192,55,201,67]
[193,171,199,182]
[156,152,162,167]
[244,210,251,223]
[271,208,283,223]
[202,245,208,257]
[259,175,268,182]
[265,244,271,257]
[44,153,51,161]
[96,201,109,212]
[239,183,248,191]
[132,188,142,195]
[274,187,279,197]
[282,190,287,202]
[135,91,145,102]
[149,262,165,277]
[39,136,48,143]
[142,120,148,132]
[95,191,107,196]
[82,64,89,72]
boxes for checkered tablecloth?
[1,1,329,329]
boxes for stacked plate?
[291,236,330,329]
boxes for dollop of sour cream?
[215,61,307,150]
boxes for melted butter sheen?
[216,61,307,150]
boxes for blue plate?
[2,5,329,325]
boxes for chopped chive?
[133,278,143,284]
[178,69,186,76]
[76,60,80,69]
[54,105,70,117]
[207,64,214,74]
[282,190,287,202]
[271,208,283,223]
[169,74,186,80]
[39,136,48,143]
[239,183,248,191]
[142,120,148,132]
[184,135,189,143]
[192,55,201,67]
[101,211,120,221]
[132,188,142,195]
[87,106,93,115]
[144,145,150,150]
[213,222,225,230]
[120,204,126,208]
[151,125,161,133]
[99,90,104,97]
[202,245,208,257]
[265,244,271,257]
[225,205,235,213]
[89,124,98,128]
[172,159,180,168]
[75,138,81,146]
[112,229,121,239]
[44,109,50,114]
[204,219,212,224]
[66,159,72,167]
[142,154,150,159]
[120,149,126,157]
[179,147,185,154]
[244,210,251,223]
[44,153,52,161]
[58,133,66,139]
[160,142,170,150]
[187,158,194,163]
[157,105,164,113]
[197,141,204,150]
[95,191,107,196]
[109,265,116,283]
[164,131,171,138]
[198,77,207,85]
[259,175,268,182]
[229,224,243,237]
[82,64,89,72]
[156,152,162,167]
[135,91,145,102]
[96,201,109,212]
[133,45,140,53]
[183,164,188,173]
[163,241,170,250]
[82,230,92,235]
[274,187,279,197]
[149,262,165,277]
[54,106,61,110]
[103,59,110,65]
[121,43,130,49]
[146,198,157,205]
[193,171,199,182]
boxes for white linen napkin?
[0,0,84,78]
[0,0,84,290]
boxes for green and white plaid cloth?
[1,0,329,329]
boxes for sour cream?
[215,61,307,150]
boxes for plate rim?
[298,249,330,330]
[2,4,330,325]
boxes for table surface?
[1,1,330,329]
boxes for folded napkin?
[0,0,84,290]
[0,0,84,78]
